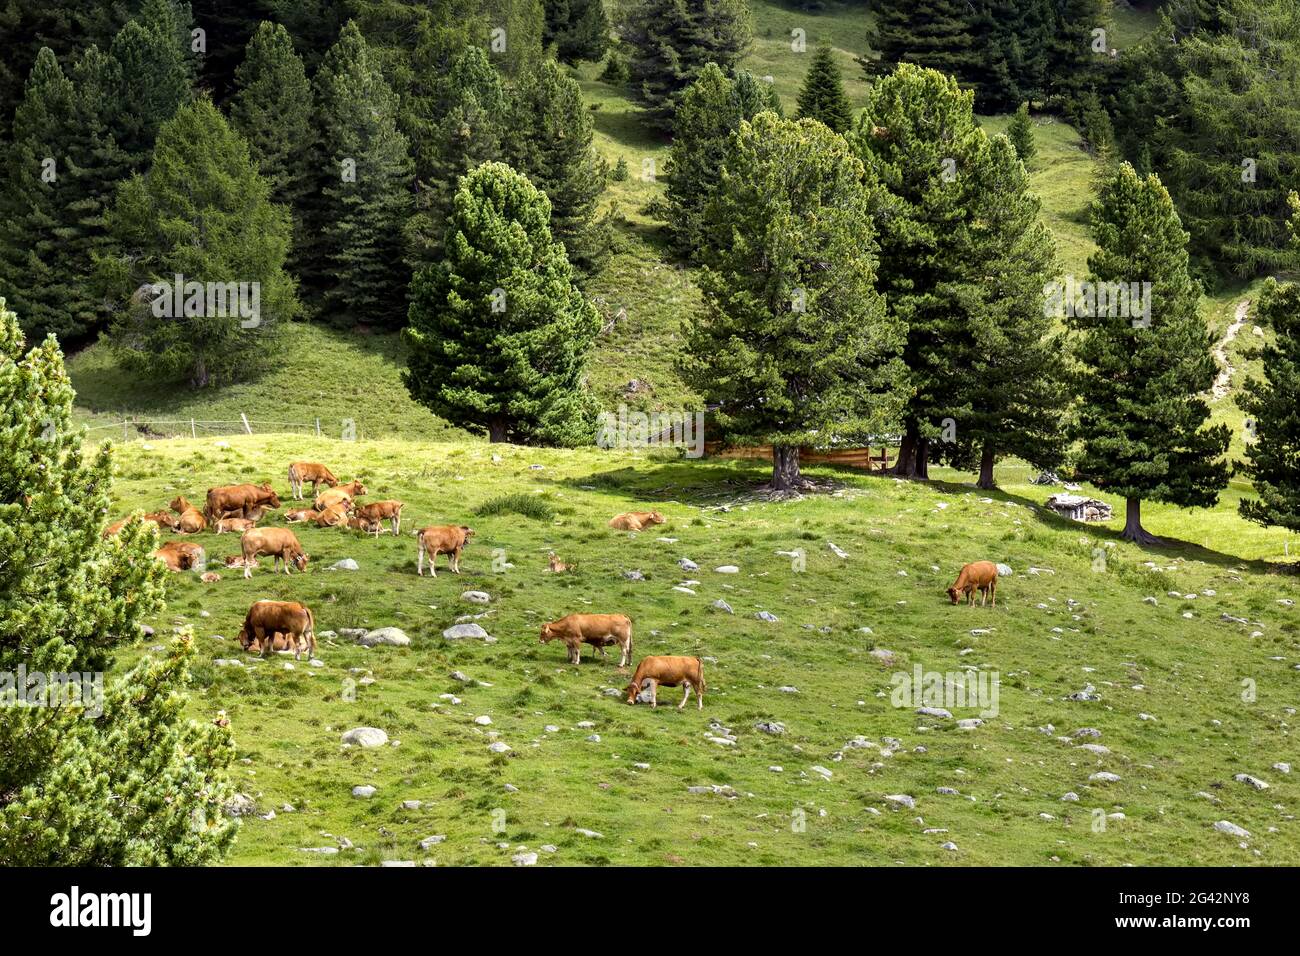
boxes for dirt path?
[1212,299,1250,400]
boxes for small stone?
[474,715,492,726]
[1060,792,1080,802]
[712,599,734,614]
[358,627,410,647]
[488,742,511,754]
[1214,820,1250,838]
[755,611,780,623]
[329,558,359,571]
[1234,773,1269,790]
[443,623,495,642]
[715,565,739,574]
[1089,771,1121,783]
[512,852,538,866]
[341,727,388,748]
[678,558,699,571]
[755,720,785,735]
[419,835,446,850]
[352,785,377,799]
[461,590,491,604]
[916,707,952,719]
[884,794,916,809]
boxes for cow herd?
[103,462,716,709]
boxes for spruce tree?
[863,0,975,85]
[796,44,853,134]
[231,21,315,274]
[1007,101,1036,162]
[101,99,298,387]
[403,161,600,445]
[845,63,992,479]
[681,112,907,491]
[1239,194,1300,532]
[0,298,237,865]
[507,60,610,277]
[543,0,609,64]
[620,0,752,133]
[1070,163,1230,545]
[665,64,781,258]
[311,20,415,325]
[1045,0,1110,102]
[109,1,193,173]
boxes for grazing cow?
[608,510,666,532]
[314,505,349,528]
[215,516,257,535]
[169,495,207,533]
[624,656,705,710]
[239,528,308,579]
[237,600,316,660]
[539,613,633,666]
[151,540,205,572]
[947,561,999,607]
[415,525,474,577]
[287,462,339,500]
[205,482,281,521]
[353,500,404,536]
[284,508,319,523]
[346,514,384,536]
[314,479,367,513]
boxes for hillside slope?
[108,434,1298,866]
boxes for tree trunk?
[1121,496,1164,546]
[915,437,930,480]
[191,355,208,389]
[487,418,508,443]
[976,444,996,490]
[890,427,918,477]
[771,446,802,491]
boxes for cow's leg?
[430,550,439,578]
[243,557,253,580]
[452,548,461,573]
[679,683,691,710]
[649,680,658,708]
[990,580,997,608]
[619,639,630,668]
[697,681,704,710]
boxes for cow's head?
[262,486,282,508]
[170,495,187,513]
[460,526,476,543]
[946,586,961,605]
[351,481,368,496]
[646,511,665,525]
[293,550,309,572]
[539,622,557,644]
[237,626,257,653]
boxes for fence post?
[315,418,321,437]
[241,413,252,435]
[191,418,196,439]
[122,421,128,442]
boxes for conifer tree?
[109,1,193,172]
[1070,163,1230,545]
[1007,102,1037,162]
[506,60,610,276]
[403,162,600,445]
[101,99,298,387]
[863,0,975,85]
[311,20,415,325]
[0,298,237,865]
[681,112,907,491]
[665,64,781,258]
[1239,194,1300,532]
[231,21,315,273]
[542,0,609,63]
[796,44,853,134]
[620,0,752,132]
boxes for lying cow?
[104,512,174,537]
[353,500,404,536]
[947,561,999,607]
[287,462,339,500]
[205,482,281,521]
[151,540,205,572]
[223,554,258,570]
[239,527,308,579]
[624,656,705,710]
[215,516,258,535]
[314,479,367,513]
[415,525,474,577]
[540,613,633,666]
[346,514,384,536]
[284,508,319,523]
[314,505,349,528]
[237,600,316,660]
[608,510,665,532]
[169,495,207,533]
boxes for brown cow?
[608,510,665,532]
[624,656,705,709]
[353,500,404,536]
[169,495,207,533]
[415,525,474,577]
[151,540,205,572]
[239,528,308,579]
[287,462,339,500]
[214,516,257,535]
[346,514,383,536]
[947,561,999,607]
[223,554,258,569]
[205,482,281,521]
[540,613,633,667]
[284,507,319,523]
[314,480,367,512]
[314,505,349,528]
[237,600,316,660]
[106,512,176,537]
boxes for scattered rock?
[715,565,739,574]
[756,720,785,735]
[1234,773,1269,791]
[916,707,952,719]
[755,611,780,623]
[1089,771,1121,783]
[1214,820,1250,838]
[443,623,495,642]
[512,851,538,866]
[419,835,446,850]
[623,570,645,581]
[358,627,410,647]
[224,793,257,817]
[341,727,388,748]
[461,590,491,604]
[678,558,699,571]
[328,558,359,571]
[488,742,511,754]
[352,785,377,799]
[884,794,916,809]
[711,599,734,614]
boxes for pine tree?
[311,20,415,325]
[231,21,315,274]
[863,0,975,85]
[1007,101,1036,162]
[681,112,907,491]
[101,99,298,387]
[543,0,609,63]
[406,45,506,271]
[796,44,853,134]
[942,134,1068,488]
[0,298,237,865]
[109,1,193,172]
[507,60,610,277]
[845,63,992,479]
[1239,194,1300,532]
[189,0,270,103]
[665,65,781,258]
[970,0,1052,111]
[620,0,752,133]
[1044,0,1110,102]
[1070,163,1230,545]
[403,161,600,445]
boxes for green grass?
[104,434,1299,866]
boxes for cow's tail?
[416,528,425,574]
[305,606,316,659]
[696,657,706,693]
